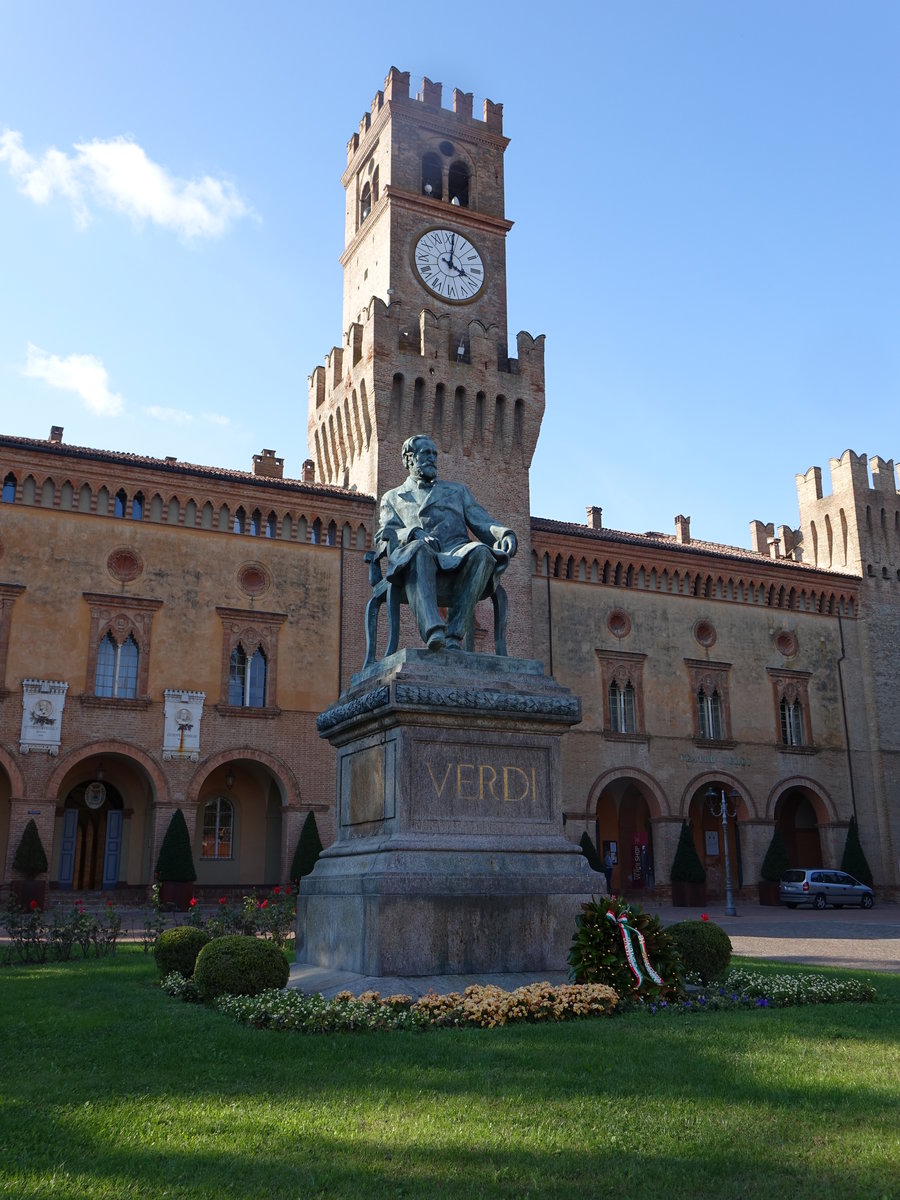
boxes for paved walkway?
[288,902,900,998]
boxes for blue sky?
[1,1,897,548]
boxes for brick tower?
[796,450,900,877]
[308,68,546,656]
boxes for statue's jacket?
[376,477,514,587]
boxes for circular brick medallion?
[238,563,270,597]
[693,619,717,649]
[775,630,798,658]
[607,609,631,638]
[107,547,143,583]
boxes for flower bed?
[632,967,877,1015]
[171,979,621,1032]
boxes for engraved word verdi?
[426,761,537,803]
[416,742,551,823]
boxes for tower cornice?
[384,187,514,235]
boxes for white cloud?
[202,412,232,427]
[146,405,193,425]
[0,128,253,239]
[22,343,124,417]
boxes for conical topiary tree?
[155,809,197,882]
[840,815,873,887]
[759,826,791,882]
[290,811,323,886]
[12,818,48,879]
[579,831,603,873]
[670,820,706,884]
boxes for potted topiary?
[840,815,874,887]
[11,818,49,911]
[289,811,323,888]
[758,825,791,904]
[154,809,197,910]
[670,820,706,906]
[579,831,604,874]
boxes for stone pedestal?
[296,650,593,976]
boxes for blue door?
[58,809,78,889]
[102,810,123,889]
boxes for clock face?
[412,228,485,302]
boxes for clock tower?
[308,68,546,654]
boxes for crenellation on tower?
[419,76,442,108]
[829,448,870,494]
[795,464,823,505]
[453,88,473,120]
[870,455,898,493]
[796,449,900,575]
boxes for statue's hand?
[496,532,518,558]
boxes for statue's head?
[402,434,438,482]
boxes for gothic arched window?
[94,632,139,698]
[608,680,636,733]
[228,645,267,707]
[1,473,16,503]
[780,697,804,747]
[698,687,723,741]
[114,489,128,518]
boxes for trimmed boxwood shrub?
[579,831,603,873]
[289,811,323,886]
[13,818,48,879]
[670,821,706,884]
[193,934,290,1002]
[760,826,791,882]
[841,815,873,887]
[153,926,212,978]
[668,919,732,984]
[155,809,197,883]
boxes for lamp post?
[706,786,739,917]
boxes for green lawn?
[1,948,898,1200]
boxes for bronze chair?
[362,545,508,668]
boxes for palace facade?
[1,69,897,902]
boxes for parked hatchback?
[780,868,874,910]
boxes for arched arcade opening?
[593,774,659,895]
[686,779,752,900]
[50,751,158,894]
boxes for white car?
[780,869,874,910]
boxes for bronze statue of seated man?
[374,434,518,651]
